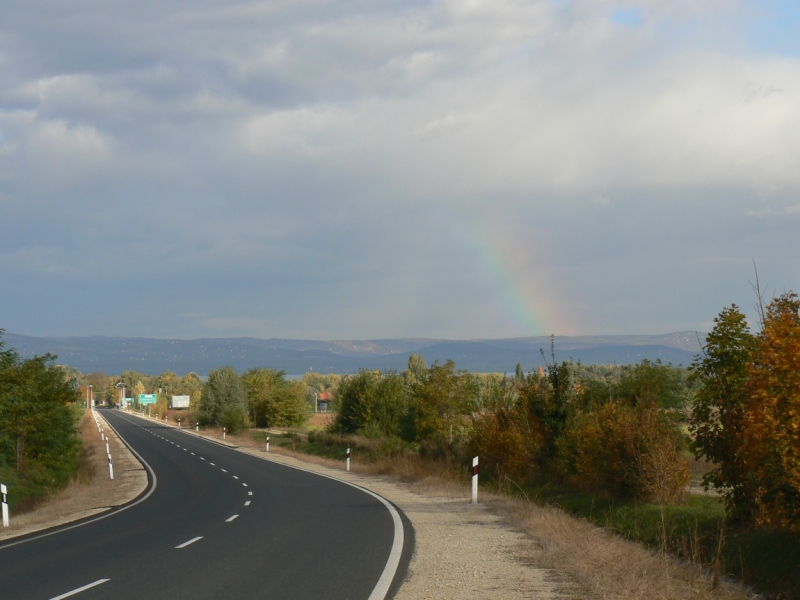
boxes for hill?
[3,332,704,375]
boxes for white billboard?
[171,395,190,408]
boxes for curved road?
[0,410,411,599]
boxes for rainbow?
[453,217,581,336]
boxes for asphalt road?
[0,409,411,600]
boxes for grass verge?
[507,481,799,599]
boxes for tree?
[155,371,180,396]
[408,360,477,442]
[132,381,147,405]
[690,305,757,521]
[741,293,800,529]
[242,368,307,428]
[331,370,408,437]
[332,371,379,435]
[405,354,427,385]
[0,339,80,473]
[517,355,576,469]
[615,359,689,410]
[197,367,249,432]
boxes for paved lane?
[0,409,408,600]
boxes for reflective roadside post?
[1,484,9,527]
[471,456,479,504]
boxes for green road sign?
[138,394,158,404]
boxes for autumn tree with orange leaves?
[692,293,800,530]
[741,292,800,530]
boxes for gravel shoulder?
[0,409,147,542]
[134,414,571,598]
[234,445,568,599]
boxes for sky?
[0,0,798,340]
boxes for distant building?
[318,391,333,413]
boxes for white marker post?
[106,441,110,456]
[471,456,479,504]
[223,427,226,440]
[266,436,270,452]
[1,483,9,527]
[346,448,351,472]
[108,453,114,480]
[196,423,199,432]
[178,419,181,429]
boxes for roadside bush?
[219,403,249,434]
[558,402,688,503]
[470,410,539,482]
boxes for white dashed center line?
[226,514,239,522]
[233,475,239,479]
[248,491,253,496]
[242,483,248,487]
[221,469,227,472]
[244,501,251,506]
[175,536,203,549]
[49,578,110,599]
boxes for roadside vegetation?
[239,294,800,598]
[0,331,83,514]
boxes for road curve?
[0,409,410,600]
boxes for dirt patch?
[0,410,148,542]
[307,413,334,427]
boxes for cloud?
[0,0,798,339]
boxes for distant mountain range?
[3,332,705,376]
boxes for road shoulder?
[0,410,147,542]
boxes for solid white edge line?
[49,578,110,600]
[225,514,239,522]
[175,536,203,548]
[0,411,158,551]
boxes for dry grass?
[72,412,98,485]
[496,499,753,600]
